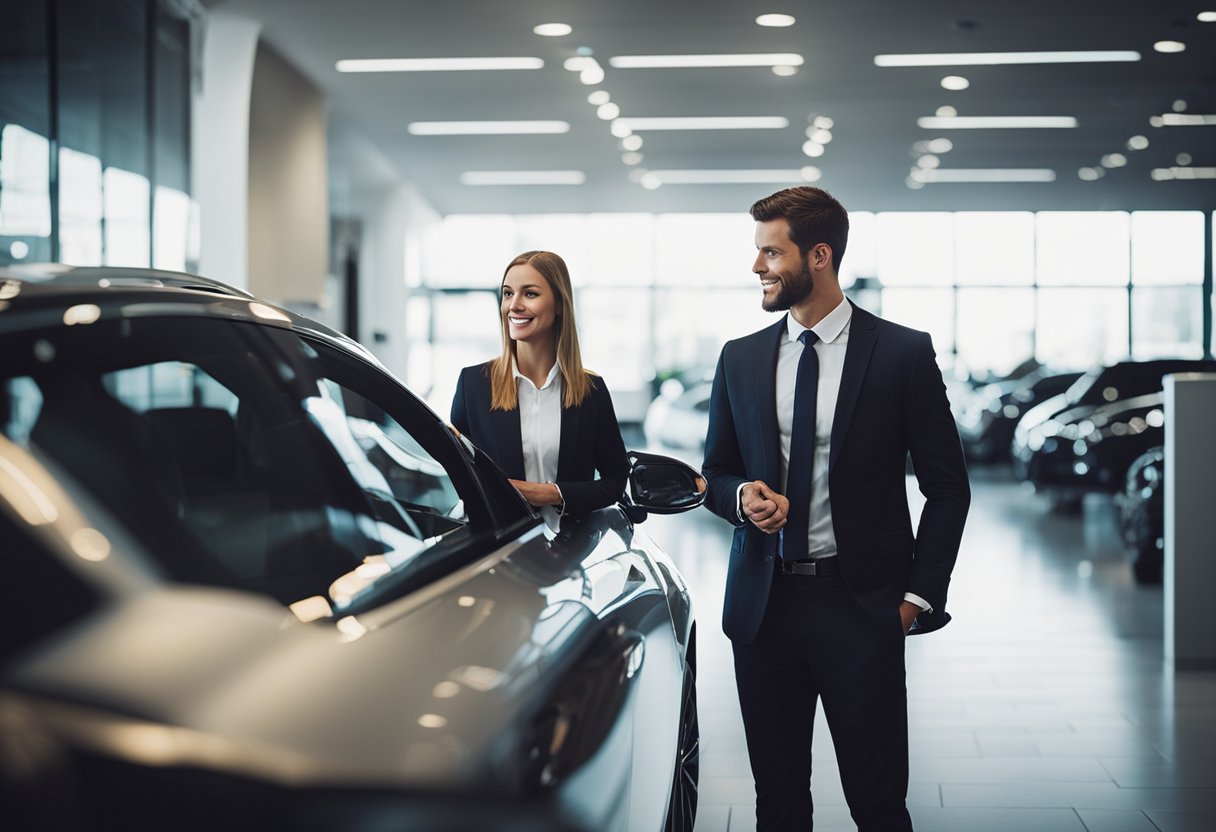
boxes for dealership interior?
[3,1,1216,831]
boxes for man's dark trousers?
[733,565,912,831]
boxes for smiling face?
[501,262,558,344]
[753,218,817,312]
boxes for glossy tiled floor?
[644,468,1216,832]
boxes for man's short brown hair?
[750,187,849,273]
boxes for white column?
[192,13,261,290]
[1164,372,1216,670]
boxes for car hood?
[5,532,606,791]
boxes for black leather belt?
[780,556,841,577]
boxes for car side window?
[0,316,488,616]
[298,370,469,559]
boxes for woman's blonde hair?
[490,250,594,411]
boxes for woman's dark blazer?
[450,361,630,517]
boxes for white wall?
[193,12,260,289]
[195,11,438,385]
[349,181,439,384]
[247,42,327,304]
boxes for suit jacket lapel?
[489,405,526,480]
[755,316,787,486]
[556,395,582,481]
[830,302,877,472]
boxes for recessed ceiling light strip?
[614,117,789,131]
[911,168,1057,183]
[917,116,1077,129]
[336,57,543,72]
[1157,114,1216,126]
[1151,167,1216,180]
[460,171,585,186]
[644,169,819,184]
[407,121,570,135]
[875,50,1139,67]
[609,53,804,68]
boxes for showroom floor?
[643,468,1216,832]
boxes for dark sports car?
[0,266,701,832]
[1012,358,1216,494]
[956,367,1083,464]
[1016,391,1166,497]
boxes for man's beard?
[762,263,814,312]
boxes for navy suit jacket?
[450,362,629,517]
[702,303,970,644]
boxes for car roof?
[0,263,257,299]
[0,264,382,371]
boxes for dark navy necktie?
[782,329,819,562]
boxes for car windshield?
[1,314,477,615]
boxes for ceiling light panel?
[645,169,815,184]
[532,23,572,37]
[460,171,585,185]
[910,168,1057,183]
[336,57,543,72]
[1152,167,1216,180]
[408,121,570,135]
[609,53,804,68]
[917,116,1078,129]
[875,50,1140,66]
[613,117,790,130]
[756,14,796,27]
[1159,114,1216,125]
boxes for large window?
[0,2,53,264]
[0,0,195,270]
[412,210,1214,414]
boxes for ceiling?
[213,0,1216,215]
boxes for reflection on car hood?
[6,530,605,791]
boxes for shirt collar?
[512,359,562,390]
[786,296,852,345]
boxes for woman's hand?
[509,479,563,507]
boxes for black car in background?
[1012,358,1216,495]
[1020,391,1166,497]
[0,266,703,832]
[1120,446,1165,584]
[956,367,1083,464]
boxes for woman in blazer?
[451,250,629,527]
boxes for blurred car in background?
[956,367,1083,464]
[1018,391,1166,499]
[643,379,711,456]
[1011,359,1216,497]
[0,265,703,832]
[1119,446,1165,585]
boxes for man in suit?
[702,187,970,831]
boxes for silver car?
[0,266,700,832]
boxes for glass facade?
[0,0,195,270]
[411,210,1214,415]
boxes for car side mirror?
[625,450,707,515]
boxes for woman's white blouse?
[514,361,563,529]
